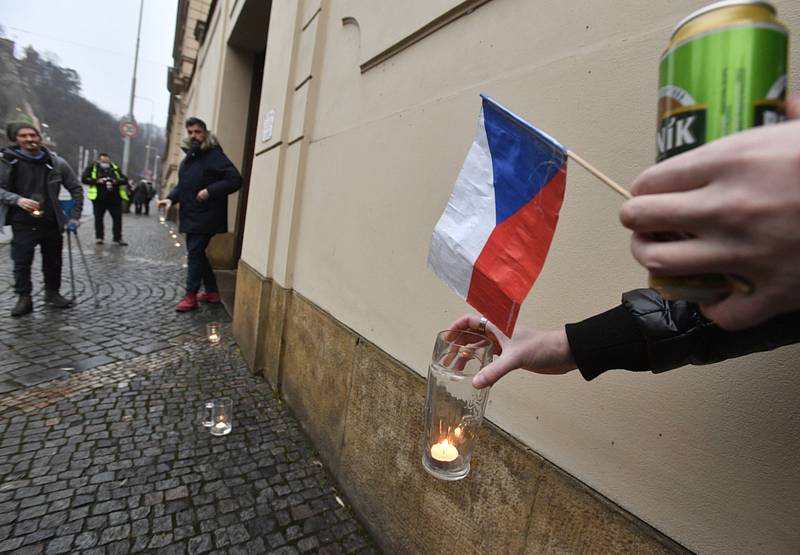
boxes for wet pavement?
[0,212,379,554]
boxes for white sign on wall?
[262,109,276,142]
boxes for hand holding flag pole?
[429,94,748,340]
[567,148,753,294]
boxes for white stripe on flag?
[428,107,496,299]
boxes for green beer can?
[650,0,788,302]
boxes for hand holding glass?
[422,330,493,481]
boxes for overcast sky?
[2,0,178,129]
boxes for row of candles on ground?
[159,209,183,248]
[201,323,491,477]
[203,322,232,436]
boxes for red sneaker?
[175,293,198,312]
[197,291,221,303]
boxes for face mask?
[99,163,110,169]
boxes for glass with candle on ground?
[206,397,232,436]
[206,322,221,345]
[422,329,493,481]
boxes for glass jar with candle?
[206,322,221,345]
[422,330,493,481]
[207,397,232,436]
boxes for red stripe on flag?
[466,168,566,337]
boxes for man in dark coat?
[0,122,83,316]
[81,153,129,245]
[133,179,152,215]
[158,117,241,312]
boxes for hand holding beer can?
[649,0,787,302]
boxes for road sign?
[119,119,139,139]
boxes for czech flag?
[428,94,567,337]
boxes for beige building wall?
[162,0,210,193]
[186,7,224,148]
[241,0,302,278]
[236,1,800,553]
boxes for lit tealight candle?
[175,242,181,247]
[208,333,220,344]
[32,209,42,217]
[213,416,227,432]
[430,439,459,463]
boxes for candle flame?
[454,426,462,438]
[430,438,459,462]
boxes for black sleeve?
[205,151,242,199]
[167,185,180,205]
[565,304,649,381]
[81,164,95,185]
[566,288,800,381]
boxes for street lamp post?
[136,95,156,180]
[122,0,145,175]
[144,145,151,177]
[154,154,161,189]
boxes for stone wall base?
[232,260,688,554]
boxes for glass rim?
[433,329,494,375]
[435,329,493,345]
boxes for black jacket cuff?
[565,305,649,381]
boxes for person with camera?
[81,153,129,246]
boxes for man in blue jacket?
[158,117,242,311]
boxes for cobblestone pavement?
[0,214,379,554]
[0,214,224,394]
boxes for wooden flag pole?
[564,150,754,295]
[566,150,632,200]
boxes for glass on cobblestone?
[422,330,493,481]
[201,401,214,427]
[207,398,233,436]
[206,322,221,345]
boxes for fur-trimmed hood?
[181,133,219,153]
[167,133,242,234]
